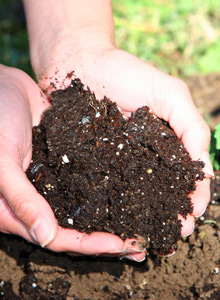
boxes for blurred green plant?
[113,0,220,77]
[0,0,34,77]
[209,124,220,170]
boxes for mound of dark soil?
[27,78,204,255]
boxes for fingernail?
[124,255,146,263]
[194,206,207,218]
[202,152,215,178]
[108,246,126,254]
[104,248,146,257]
[165,249,176,257]
[181,221,195,237]
[30,219,55,247]
[124,248,146,255]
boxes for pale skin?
[0,0,213,262]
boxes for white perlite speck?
[67,218,74,225]
[118,143,124,150]
[81,116,90,124]
[95,112,101,118]
[62,154,70,164]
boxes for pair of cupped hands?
[0,46,212,262]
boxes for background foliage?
[1,0,220,78]
[113,0,220,77]
[210,124,220,170]
[0,0,33,76]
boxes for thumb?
[0,160,57,247]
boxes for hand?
[36,45,213,239]
[23,0,212,259]
[0,65,146,260]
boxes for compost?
[27,78,204,255]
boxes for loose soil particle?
[27,78,204,255]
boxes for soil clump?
[27,78,204,255]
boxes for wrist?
[23,0,115,79]
[31,29,115,81]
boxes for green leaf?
[214,123,220,150]
[198,41,220,74]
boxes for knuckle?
[10,195,33,223]
[174,78,191,95]
[203,123,211,139]
[196,116,211,140]
[0,226,10,234]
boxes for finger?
[167,82,213,177]
[123,252,146,262]
[0,162,57,247]
[124,236,147,253]
[0,194,126,255]
[0,189,145,256]
[191,178,211,217]
[181,126,213,178]
[178,214,195,236]
[47,228,125,255]
[120,236,147,261]
[81,236,147,258]
[0,196,35,242]
[25,76,51,126]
